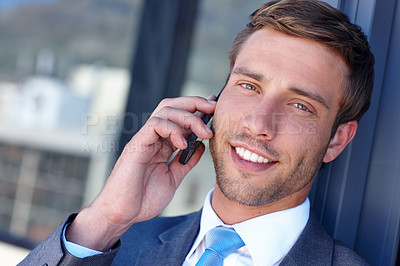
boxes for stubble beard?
[209,123,328,207]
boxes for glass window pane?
[0,0,143,247]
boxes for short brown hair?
[229,0,375,134]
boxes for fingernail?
[205,125,212,134]
[207,94,216,100]
[208,100,217,104]
[181,137,187,148]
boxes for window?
[0,0,142,245]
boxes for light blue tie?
[196,226,245,266]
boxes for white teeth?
[243,150,251,160]
[250,153,258,162]
[235,147,271,163]
[239,147,245,157]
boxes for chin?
[215,172,285,206]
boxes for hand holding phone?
[179,93,220,165]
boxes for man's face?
[209,28,349,206]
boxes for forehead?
[233,28,349,110]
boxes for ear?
[323,121,358,163]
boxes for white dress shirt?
[183,189,310,266]
[63,189,309,265]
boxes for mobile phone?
[179,93,221,165]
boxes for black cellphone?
[178,93,221,165]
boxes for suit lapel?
[280,212,334,265]
[134,211,201,265]
[129,210,335,265]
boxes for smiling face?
[210,28,355,209]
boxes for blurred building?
[0,1,141,261]
[0,62,129,241]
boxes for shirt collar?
[186,188,310,266]
[186,188,225,260]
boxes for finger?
[153,96,216,116]
[207,94,217,101]
[133,96,216,153]
[156,138,177,161]
[147,117,188,150]
[168,141,206,188]
[153,106,213,140]
[193,95,217,118]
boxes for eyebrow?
[289,87,331,110]
[232,67,267,83]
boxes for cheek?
[214,100,246,133]
[273,114,303,135]
[278,120,331,157]
[283,114,331,141]
[296,124,332,159]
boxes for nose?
[240,96,283,140]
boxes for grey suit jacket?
[19,210,368,265]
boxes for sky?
[0,0,57,8]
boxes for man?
[20,0,374,265]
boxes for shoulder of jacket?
[332,239,369,265]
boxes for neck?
[211,183,311,225]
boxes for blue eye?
[241,83,257,91]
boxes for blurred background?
[0,0,399,265]
[0,0,139,263]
